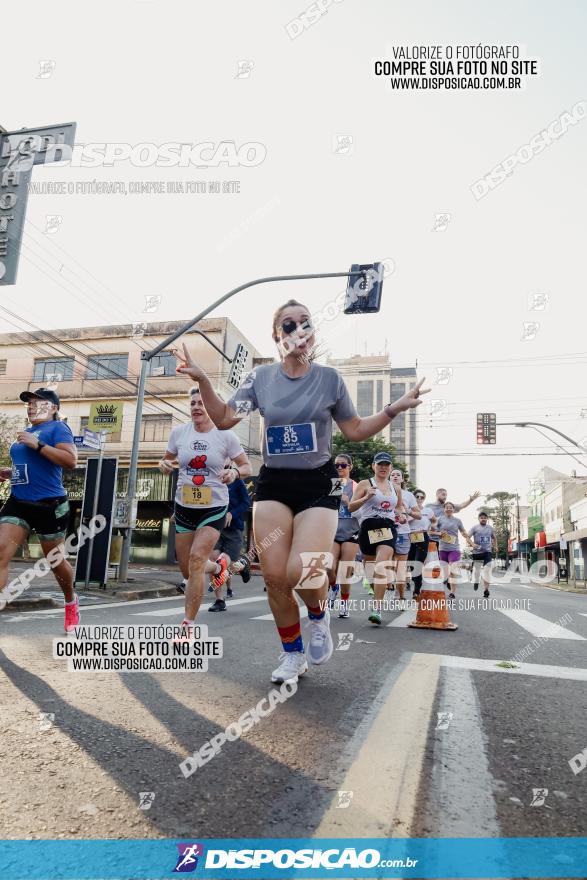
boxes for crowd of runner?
[0,298,497,685]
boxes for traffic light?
[344,263,384,314]
[477,413,496,444]
[227,343,249,389]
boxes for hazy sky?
[2,0,586,530]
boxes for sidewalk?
[1,560,261,611]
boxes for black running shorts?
[358,516,397,556]
[255,460,342,516]
[0,494,70,540]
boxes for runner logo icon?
[173,843,204,872]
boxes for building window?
[557,504,562,519]
[86,354,128,380]
[33,357,74,382]
[0,360,6,376]
[141,414,172,442]
[391,382,405,401]
[376,380,383,412]
[148,351,176,377]
[80,416,89,432]
[357,380,374,417]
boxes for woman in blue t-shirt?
[0,388,79,631]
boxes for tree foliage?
[480,491,517,558]
[0,414,21,468]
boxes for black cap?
[20,387,60,408]
[373,452,393,464]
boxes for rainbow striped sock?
[277,621,304,653]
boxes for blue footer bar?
[0,837,586,879]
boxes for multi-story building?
[0,318,262,562]
[524,467,587,577]
[326,355,418,484]
[565,496,587,586]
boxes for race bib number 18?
[182,485,212,506]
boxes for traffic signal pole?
[118,267,372,581]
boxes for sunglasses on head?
[335,462,349,469]
[280,318,313,336]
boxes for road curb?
[100,583,180,602]
[2,596,60,611]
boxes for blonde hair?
[271,299,311,342]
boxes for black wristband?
[37,441,46,452]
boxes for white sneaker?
[338,600,350,619]
[271,651,308,684]
[306,609,333,665]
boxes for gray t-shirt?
[227,362,357,469]
[425,500,462,535]
[469,524,495,552]
[436,515,464,552]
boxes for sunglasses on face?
[280,318,313,336]
[335,462,349,469]
[415,494,425,499]
[375,461,391,466]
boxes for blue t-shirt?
[9,420,74,501]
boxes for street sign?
[227,343,249,389]
[0,122,76,285]
[344,263,384,314]
[82,428,104,450]
[477,412,496,444]
[88,401,123,434]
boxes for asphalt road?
[1,573,586,846]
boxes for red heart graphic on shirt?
[192,475,205,486]
[381,501,391,510]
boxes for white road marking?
[423,668,501,835]
[498,608,585,640]
[135,596,267,617]
[252,606,308,621]
[387,607,418,627]
[315,653,441,837]
[433,653,587,681]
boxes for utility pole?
[118,265,379,581]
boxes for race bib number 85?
[266,423,317,456]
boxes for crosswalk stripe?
[387,607,418,627]
[434,653,587,680]
[497,608,585,640]
[252,606,308,621]
[315,653,441,836]
[134,596,267,617]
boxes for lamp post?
[497,421,587,471]
[118,265,380,581]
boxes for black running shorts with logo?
[174,503,228,533]
[0,494,70,540]
[255,460,342,516]
[472,551,493,566]
[358,516,398,556]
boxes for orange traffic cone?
[409,543,457,631]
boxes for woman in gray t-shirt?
[174,298,429,685]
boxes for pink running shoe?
[64,595,80,633]
[174,618,195,643]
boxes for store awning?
[562,526,587,542]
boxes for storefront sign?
[0,122,76,285]
[89,401,123,434]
